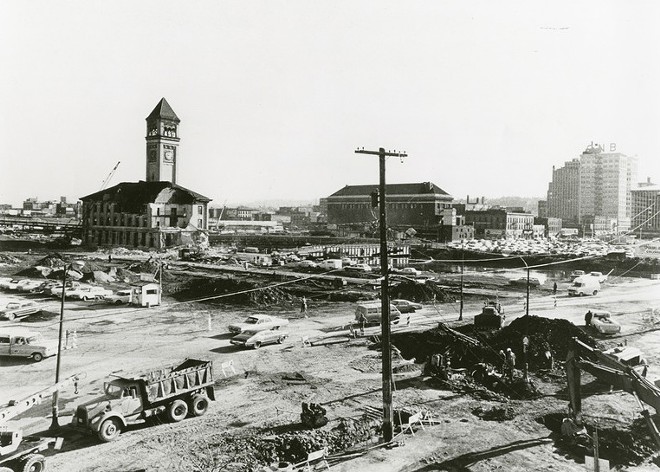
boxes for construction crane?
[100,161,121,190]
[0,374,80,472]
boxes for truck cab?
[568,276,600,296]
[0,329,57,362]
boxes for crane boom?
[100,161,121,190]
[0,373,80,423]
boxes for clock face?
[164,150,174,161]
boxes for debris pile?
[173,276,295,306]
[176,417,381,471]
[472,405,515,421]
[390,279,455,303]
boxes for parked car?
[399,267,421,277]
[391,299,423,313]
[230,328,289,349]
[227,314,289,334]
[588,310,621,335]
[104,289,132,305]
[345,263,372,273]
[0,298,42,321]
[48,281,85,297]
[17,280,44,292]
[295,260,318,269]
[2,279,35,291]
[31,280,60,294]
[67,286,113,301]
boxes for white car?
[17,280,44,292]
[345,263,372,273]
[230,328,289,349]
[228,315,289,334]
[589,310,621,335]
[295,260,318,269]
[105,289,132,305]
[399,267,421,277]
[67,286,113,301]
[0,299,42,321]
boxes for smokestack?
[467,194,470,203]
[481,196,485,204]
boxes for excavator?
[564,337,660,452]
[0,374,80,472]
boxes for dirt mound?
[472,405,515,421]
[173,277,294,306]
[481,315,598,369]
[0,254,23,265]
[391,280,455,303]
[540,412,658,466]
[177,417,380,471]
[33,253,66,268]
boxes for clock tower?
[145,98,180,184]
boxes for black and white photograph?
[1,2,660,471]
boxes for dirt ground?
[1,249,660,471]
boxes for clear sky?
[1,1,659,207]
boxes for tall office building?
[578,143,637,232]
[631,178,660,239]
[545,143,638,233]
[546,158,580,226]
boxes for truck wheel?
[189,395,209,417]
[32,353,44,362]
[277,336,285,344]
[98,418,121,442]
[20,453,46,472]
[592,290,598,296]
[253,341,262,349]
[167,399,188,422]
[6,313,15,321]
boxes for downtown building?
[325,182,472,241]
[545,143,638,235]
[80,98,211,249]
[631,178,660,239]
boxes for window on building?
[198,205,203,215]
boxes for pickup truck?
[72,359,215,442]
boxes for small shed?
[130,282,161,307]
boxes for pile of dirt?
[390,279,455,303]
[392,315,597,374]
[540,412,658,466]
[472,405,515,421]
[480,315,598,370]
[0,254,23,265]
[176,417,380,471]
[329,291,377,302]
[33,253,66,268]
[173,276,294,306]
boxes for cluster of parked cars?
[447,238,628,258]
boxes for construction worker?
[553,282,557,294]
[300,297,308,317]
[506,348,516,381]
[585,310,593,327]
[359,313,367,336]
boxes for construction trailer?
[130,282,160,307]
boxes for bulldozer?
[301,402,328,429]
[474,301,505,331]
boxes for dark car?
[391,299,423,313]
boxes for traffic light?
[370,190,379,208]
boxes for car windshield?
[244,317,260,324]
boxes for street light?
[50,259,84,430]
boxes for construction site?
[1,242,660,472]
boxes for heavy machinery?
[564,337,660,450]
[71,359,214,442]
[474,301,505,331]
[0,374,80,472]
[301,402,328,428]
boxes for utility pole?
[355,146,407,443]
[459,242,464,321]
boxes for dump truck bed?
[123,359,214,404]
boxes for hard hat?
[506,348,512,352]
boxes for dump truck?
[71,359,215,442]
[0,374,79,472]
[474,301,505,331]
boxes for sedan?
[0,299,42,321]
[391,299,423,313]
[589,310,621,335]
[228,314,289,334]
[230,328,289,349]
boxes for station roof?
[329,182,450,197]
